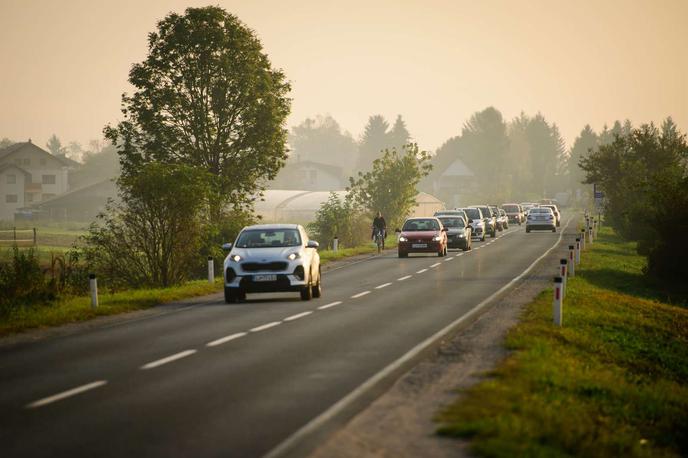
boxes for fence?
[0,228,37,247]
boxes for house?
[430,158,477,208]
[270,160,346,191]
[0,141,74,221]
[18,179,118,222]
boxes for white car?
[461,207,486,241]
[222,224,321,302]
[525,207,556,233]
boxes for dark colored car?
[502,203,524,225]
[397,217,448,258]
[437,216,472,251]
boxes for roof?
[0,142,72,166]
[0,163,32,177]
[242,224,300,230]
[441,159,474,177]
[283,160,343,177]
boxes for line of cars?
[220,201,562,303]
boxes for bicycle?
[373,228,385,253]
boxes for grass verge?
[436,226,688,457]
[0,279,222,337]
[319,236,397,264]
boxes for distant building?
[0,141,75,221]
[17,179,117,222]
[270,160,346,191]
[430,158,476,208]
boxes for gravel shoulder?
[309,226,575,458]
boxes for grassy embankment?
[437,226,688,457]
[0,236,395,337]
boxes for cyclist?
[371,211,387,249]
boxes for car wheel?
[300,282,313,301]
[491,228,496,238]
[526,228,531,233]
[552,227,556,233]
[312,268,322,298]
[481,233,486,242]
[224,287,237,304]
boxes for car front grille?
[241,262,288,272]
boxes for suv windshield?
[476,207,491,218]
[402,219,440,231]
[439,217,465,228]
[503,205,519,212]
[463,208,481,220]
[235,229,301,248]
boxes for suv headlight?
[432,235,442,241]
[230,254,242,262]
[399,236,408,242]
[287,252,301,260]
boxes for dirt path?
[309,232,573,458]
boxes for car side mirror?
[395,228,401,233]
[307,240,319,249]
[468,219,473,224]
[222,243,233,250]
[441,228,448,232]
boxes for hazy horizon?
[1,0,686,154]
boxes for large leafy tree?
[288,115,358,174]
[104,6,291,216]
[348,143,432,229]
[355,115,390,173]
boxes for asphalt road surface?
[0,217,571,458]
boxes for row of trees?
[288,113,411,176]
[579,118,687,282]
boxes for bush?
[308,192,370,249]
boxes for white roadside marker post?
[333,237,339,253]
[207,256,214,284]
[588,222,594,245]
[581,229,586,251]
[553,276,563,326]
[575,237,581,265]
[89,274,98,309]
[560,259,568,299]
[568,245,575,277]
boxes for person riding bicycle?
[371,211,387,249]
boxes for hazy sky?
[1,0,686,153]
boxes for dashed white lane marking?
[284,311,313,322]
[416,268,428,273]
[141,350,197,370]
[397,275,412,281]
[456,253,464,257]
[375,282,393,289]
[475,246,482,250]
[444,257,454,262]
[318,301,342,310]
[430,262,441,268]
[351,291,371,299]
[27,380,108,409]
[206,332,247,347]
[250,322,281,332]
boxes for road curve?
[0,217,571,458]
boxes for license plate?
[253,274,277,282]
[412,243,427,248]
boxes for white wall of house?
[0,167,27,220]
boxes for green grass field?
[437,226,688,457]
[0,279,222,337]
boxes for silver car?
[525,207,556,233]
[223,224,321,302]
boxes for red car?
[396,217,448,258]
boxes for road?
[0,218,570,458]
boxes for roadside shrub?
[82,163,211,290]
[308,192,370,249]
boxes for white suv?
[223,224,321,302]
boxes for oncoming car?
[397,217,448,257]
[223,224,321,303]
[525,207,556,233]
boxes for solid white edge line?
[27,380,108,409]
[206,332,247,347]
[141,349,197,370]
[250,322,281,332]
[375,282,393,289]
[397,275,412,281]
[317,301,342,310]
[265,215,574,458]
[416,269,428,274]
[351,291,371,299]
[284,311,313,322]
